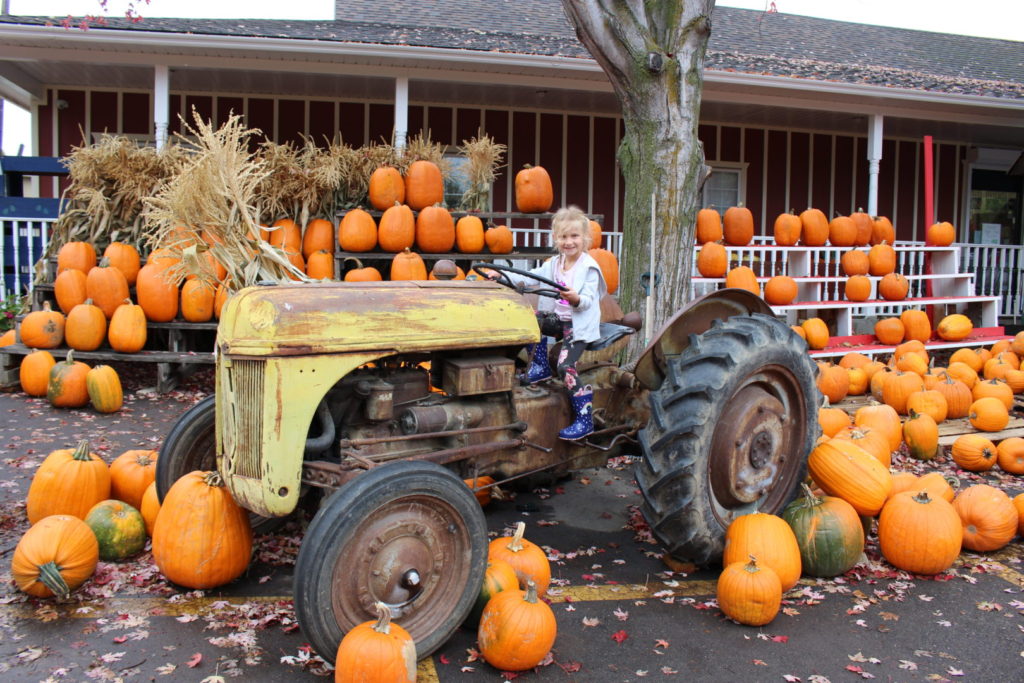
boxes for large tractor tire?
[635,313,820,566]
[294,460,487,664]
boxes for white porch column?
[394,76,409,150]
[867,114,884,216]
[154,64,169,150]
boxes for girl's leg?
[555,324,587,394]
[525,312,562,384]
[556,324,593,440]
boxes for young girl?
[493,206,607,440]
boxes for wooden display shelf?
[807,327,1012,359]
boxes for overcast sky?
[3,0,1022,154]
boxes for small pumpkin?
[763,275,798,305]
[466,559,519,627]
[723,206,754,246]
[514,164,554,213]
[950,434,997,472]
[849,209,873,246]
[180,279,215,323]
[696,208,723,244]
[878,491,961,575]
[11,515,99,599]
[819,398,852,438]
[840,249,869,276]
[772,211,801,246]
[801,318,829,350]
[799,208,829,246]
[697,241,728,277]
[103,242,141,286]
[952,484,1017,552]
[455,215,486,253]
[336,601,416,683]
[588,220,603,248]
[844,275,871,302]
[816,364,849,404]
[874,317,905,345]
[716,556,782,626]
[1014,493,1024,537]
[301,218,335,258]
[136,263,179,322]
[832,425,891,467]
[86,364,123,414]
[367,166,406,210]
[870,216,895,245]
[84,499,147,561]
[903,409,939,461]
[26,440,111,523]
[85,258,130,319]
[936,314,973,341]
[47,349,91,409]
[933,374,972,419]
[268,218,302,253]
[487,521,550,597]
[882,371,924,415]
[846,366,869,396]
[972,378,1013,409]
[828,216,857,247]
[377,203,416,253]
[782,484,864,577]
[152,470,253,589]
[867,242,896,276]
[484,225,514,254]
[108,299,147,353]
[949,347,983,372]
[65,299,107,352]
[57,240,98,274]
[722,512,802,591]
[20,349,56,397]
[906,389,948,424]
[478,580,557,671]
[405,159,445,211]
[338,209,378,252]
[342,258,383,282]
[926,220,956,246]
[807,438,892,517]
[140,481,160,537]
[305,249,335,280]
[946,361,979,389]
[109,449,158,510]
[54,268,89,314]
[19,301,65,349]
[878,272,909,301]
[464,475,498,507]
[589,248,620,295]
[968,396,1009,432]
[900,309,931,343]
[996,437,1024,475]
[389,248,427,281]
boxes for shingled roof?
[3,2,1022,98]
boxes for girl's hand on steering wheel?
[561,287,581,306]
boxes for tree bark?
[562,0,714,355]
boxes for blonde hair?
[550,205,592,251]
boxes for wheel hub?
[362,521,441,613]
[710,379,791,507]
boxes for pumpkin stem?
[71,439,92,461]
[941,474,960,491]
[65,348,76,364]
[202,471,224,488]
[506,521,526,553]
[371,601,393,634]
[523,579,539,604]
[36,561,71,599]
[744,555,761,573]
[911,490,933,504]
[799,482,821,505]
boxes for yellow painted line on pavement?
[984,547,1024,588]
[417,658,440,682]
[549,580,716,603]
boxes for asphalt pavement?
[0,364,1022,682]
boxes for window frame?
[701,162,748,213]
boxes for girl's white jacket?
[505,252,608,342]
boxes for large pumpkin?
[950,434,997,472]
[107,299,147,353]
[335,601,416,683]
[54,268,89,314]
[26,440,111,523]
[152,470,253,589]
[19,349,55,397]
[484,225,514,254]
[723,206,754,246]
[722,512,802,591]
[952,484,1017,552]
[301,218,335,258]
[65,299,107,352]
[109,449,158,510]
[84,499,147,561]
[936,314,973,341]
[415,205,456,253]
[135,263,179,322]
[832,425,891,467]
[389,248,427,281]
[455,215,486,253]
[85,258,130,319]
[11,514,99,599]
[20,301,65,349]
[404,159,444,210]
[696,207,723,244]
[968,396,1009,432]
[763,275,798,305]
[933,374,972,419]
[86,364,123,414]
[57,240,97,274]
[807,439,892,517]
[878,491,962,575]
[487,521,550,597]
[180,279,215,323]
[782,485,864,577]
[900,309,931,343]
[772,211,801,246]
[367,166,406,211]
[828,216,857,247]
[725,266,759,296]
[338,207,379,253]
[478,580,557,671]
[47,349,91,409]
[799,208,829,246]
[103,242,141,286]
[716,557,782,626]
[377,203,415,253]
[697,241,728,277]
[514,164,554,213]
[588,248,619,294]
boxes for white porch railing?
[1,216,53,300]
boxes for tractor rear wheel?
[294,460,487,664]
[635,313,819,566]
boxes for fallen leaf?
[771,635,789,643]
[582,617,601,627]
[783,676,801,682]
[611,630,628,644]
[186,652,203,668]
[898,660,918,670]
[439,654,450,664]
[613,607,629,621]
[976,602,1002,612]
[879,611,899,621]
[655,639,670,649]
[947,668,964,676]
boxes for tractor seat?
[585,322,636,351]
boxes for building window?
[701,165,744,211]
[443,154,480,210]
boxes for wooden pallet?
[832,394,1024,445]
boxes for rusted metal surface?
[217,281,538,357]
[441,356,515,396]
[633,289,774,391]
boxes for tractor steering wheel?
[471,262,568,299]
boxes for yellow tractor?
[157,264,819,662]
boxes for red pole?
[923,135,935,322]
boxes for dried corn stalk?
[143,110,305,289]
[458,133,506,211]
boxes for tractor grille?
[226,359,265,480]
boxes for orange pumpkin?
[870,216,895,246]
[20,350,55,397]
[377,204,415,253]
[772,211,801,246]
[20,301,65,349]
[415,205,456,253]
[801,318,829,350]
[936,314,973,341]
[844,275,871,302]
[47,349,91,409]
[926,221,956,246]
[54,268,89,315]
[11,515,99,599]
[874,317,905,345]
[903,409,939,461]
[488,522,550,597]
[722,512,802,591]
[455,215,486,253]
[180,279,215,323]
[723,206,754,246]
[514,164,554,213]
[878,491,961,575]
[972,378,1013,409]
[846,366,869,396]
[404,160,444,211]
[136,263,179,322]
[763,276,798,305]
[697,241,728,277]
[725,266,759,296]
[716,557,782,626]
[338,208,378,253]
[214,282,230,319]
[588,248,620,295]
[906,389,948,424]
[968,396,1009,432]
[588,220,603,249]
[103,242,141,286]
[807,438,892,517]
[305,249,335,280]
[900,309,931,343]
[367,166,406,211]
[478,580,557,671]
[799,208,829,246]
[336,601,417,683]
[878,273,909,301]
[828,216,857,247]
[696,208,723,244]
[140,481,160,536]
[819,399,852,437]
[269,218,302,253]
[109,449,159,511]
[952,484,1017,552]
[817,364,849,404]
[108,299,147,353]
[882,371,924,415]
[832,425,891,467]
[85,363,122,414]
[840,249,869,276]
[867,242,896,276]
[26,440,111,523]
[65,299,106,352]
[946,361,979,388]
[933,374,972,419]
[484,225,514,254]
[301,218,335,258]
[57,241,97,275]
[343,258,383,282]
[849,209,873,246]
[839,352,871,370]
[389,248,427,281]
[995,437,1024,475]
[951,434,997,472]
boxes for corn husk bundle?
[457,132,506,212]
[44,134,187,258]
[142,110,306,289]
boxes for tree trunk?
[562,0,714,356]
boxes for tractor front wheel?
[294,460,487,664]
[635,313,819,566]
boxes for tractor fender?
[632,288,775,391]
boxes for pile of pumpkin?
[695,205,956,307]
[795,309,979,353]
[11,442,255,601]
[716,388,1024,627]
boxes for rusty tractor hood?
[217,280,539,356]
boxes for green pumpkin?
[84,499,147,561]
[781,484,865,577]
